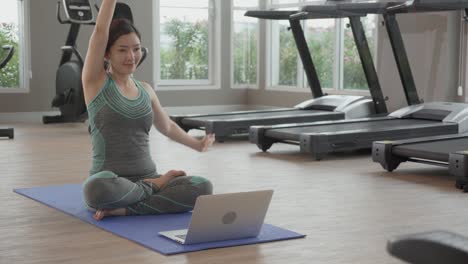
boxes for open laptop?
[159,190,274,245]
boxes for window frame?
[266,12,303,92]
[231,1,260,89]
[337,15,380,92]
[0,0,31,94]
[266,0,379,95]
[153,0,220,90]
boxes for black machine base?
[372,141,406,172]
[43,114,87,124]
[0,128,14,139]
[372,135,468,192]
[449,151,468,192]
[250,126,278,152]
[388,230,468,264]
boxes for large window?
[304,19,336,89]
[270,17,298,87]
[342,16,378,90]
[150,0,377,92]
[268,0,378,92]
[232,0,258,87]
[154,0,218,87]
[0,0,30,92]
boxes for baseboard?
[165,104,277,115]
[0,111,61,123]
[0,105,279,123]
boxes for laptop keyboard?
[176,234,187,239]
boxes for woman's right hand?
[197,134,215,152]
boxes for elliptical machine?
[43,0,148,124]
[42,0,94,124]
[0,45,15,139]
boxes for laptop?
[159,190,274,245]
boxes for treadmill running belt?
[182,109,331,123]
[392,138,468,162]
[265,119,439,141]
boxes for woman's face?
[106,32,142,75]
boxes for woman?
[82,0,214,220]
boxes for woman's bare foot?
[93,208,126,221]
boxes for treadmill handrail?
[386,0,416,12]
[392,0,468,14]
[290,9,367,20]
[300,1,468,15]
[244,10,298,20]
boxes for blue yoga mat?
[14,184,305,255]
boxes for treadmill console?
[63,0,94,23]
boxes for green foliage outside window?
[233,23,257,85]
[278,24,297,86]
[307,28,334,89]
[159,17,375,89]
[0,22,20,88]
[343,22,376,90]
[275,19,375,90]
[160,19,209,80]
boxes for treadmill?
[0,45,15,139]
[250,0,468,160]
[371,8,468,191]
[373,133,468,191]
[170,8,388,142]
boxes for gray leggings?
[82,171,213,215]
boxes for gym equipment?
[0,45,15,139]
[372,133,468,191]
[250,0,468,160]
[14,184,305,255]
[387,230,468,264]
[43,0,148,124]
[170,8,388,142]
[372,9,468,191]
[42,0,94,124]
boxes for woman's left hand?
[198,133,215,152]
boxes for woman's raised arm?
[81,0,117,104]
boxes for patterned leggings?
[82,171,213,215]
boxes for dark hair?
[106,19,141,53]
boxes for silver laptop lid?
[184,190,274,244]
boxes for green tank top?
[87,75,157,181]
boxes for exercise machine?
[43,0,148,124]
[170,8,388,142]
[250,0,468,160]
[373,133,468,191]
[372,9,468,191]
[387,230,468,264]
[43,0,94,124]
[0,45,15,139]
